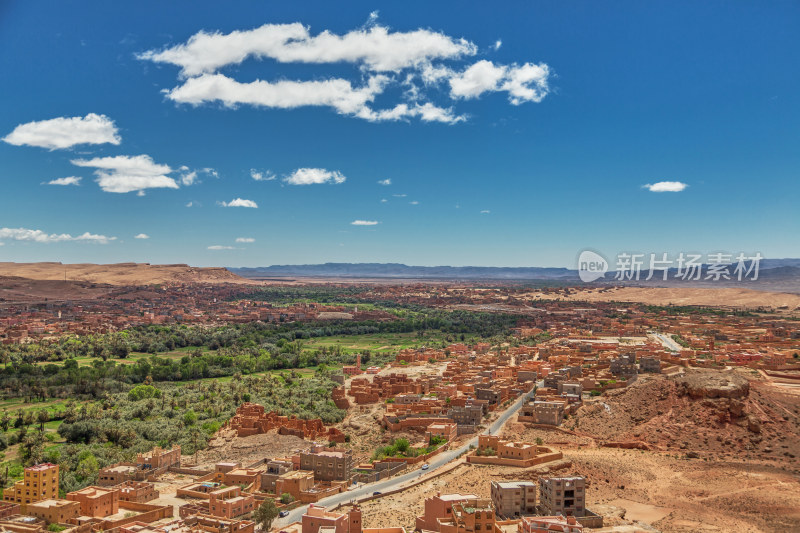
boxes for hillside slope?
[569,370,800,466]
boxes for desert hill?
[0,262,251,286]
[530,285,800,310]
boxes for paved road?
[650,332,683,353]
[274,387,536,528]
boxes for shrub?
[128,385,161,402]
[183,410,198,426]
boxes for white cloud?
[493,40,502,51]
[139,20,550,124]
[351,220,379,226]
[449,60,550,104]
[377,179,391,186]
[449,60,506,98]
[284,168,346,185]
[643,181,688,192]
[250,169,276,181]
[380,198,388,203]
[409,200,419,205]
[392,193,407,198]
[134,233,150,239]
[47,176,82,186]
[138,23,476,77]
[480,210,491,214]
[186,201,195,208]
[0,227,116,244]
[220,198,258,208]
[71,154,180,194]
[165,73,403,121]
[2,113,121,150]
[235,237,255,243]
[502,63,551,105]
[208,245,236,250]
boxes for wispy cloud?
[178,167,197,186]
[351,220,379,226]
[2,113,121,150]
[0,227,116,244]
[409,200,419,205]
[208,245,236,250]
[643,181,688,192]
[480,209,491,214]
[284,168,346,185]
[235,237,255,243]
[178,166,216,186]
[71,154,179,194]
[377,178,392,186]
[250,169,276,181]
[134,233,150,239]
[219,198,258,208]
[47,176,82,186]
[138,22,476,76]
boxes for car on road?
[421,463,430,470]
[373,491,382,496]
[279,511,289,518]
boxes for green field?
[301,331,450,353]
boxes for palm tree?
[37,409,49,433]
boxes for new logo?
[577,250,608,283]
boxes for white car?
[421,464,430,470]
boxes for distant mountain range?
[230,259,800,288]
[231,263,579,280]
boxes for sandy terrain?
[350,438,800,532]
[0,262,253,286]
[526,286,800,310]
[196,429,308,468]
[566,448,800,532]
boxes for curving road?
[274,386,536,528]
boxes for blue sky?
[1,1,798,268]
